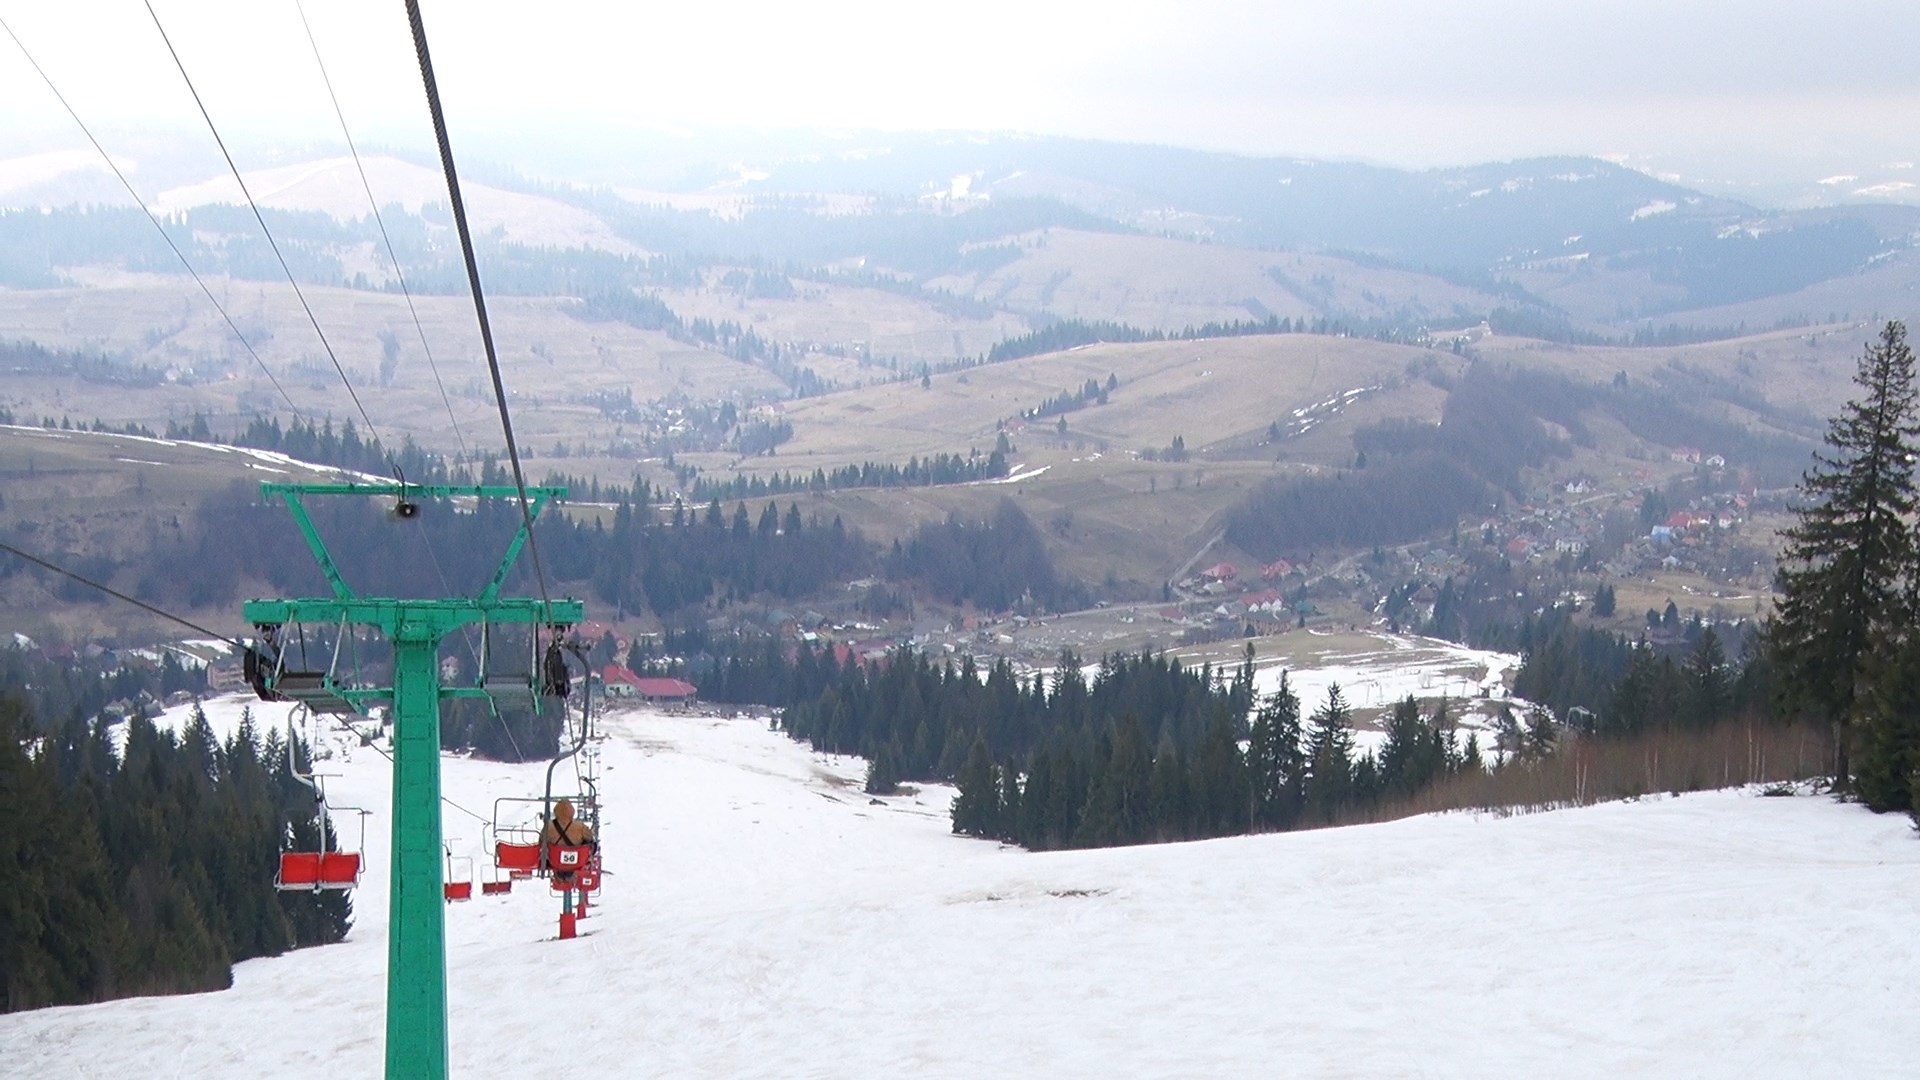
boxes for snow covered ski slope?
[3,694,1916,1079]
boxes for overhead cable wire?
[142,0,394,473]
[0,541,507,829]
[0,539,245,650]
[291,0,470,460]
[404,0,556,617]
[290,3,514,759]
[0,13,309,422]
[357,736,494,826]
[1,533,521,828]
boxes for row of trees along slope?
[80,459,1075,623]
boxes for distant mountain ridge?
[2,132,1916,336]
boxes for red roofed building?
[600,665,698,706]
[633,677,699,704]
[1201,563,1238,581]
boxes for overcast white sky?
[2,0,1917,183]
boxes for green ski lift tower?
[244,482,582,1080]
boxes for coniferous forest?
[0,685,351,1013]
[770,643,1499,847]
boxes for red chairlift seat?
[549,848,600,895]
[547,844,593,875]
[495,841,597,882]
[495,841,542,873]
[444,852,475,902]
[277,851,362,891]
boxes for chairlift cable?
[143,0,399,481]
[356,735,492,826]
[0,14,311,424]
[291,0,525,751]
[410,523,484,667]
[0,544,516,831]
[291,0,470,461]
[0,539,245,650]
[403,0,556,617]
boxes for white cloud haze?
[1,0,1915,178]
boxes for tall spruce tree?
[1771,321,1920,790]
[1303,684,1355,822]
[1247,675,1304,829]
[1683,627,1730,728]
[951,738,998,837]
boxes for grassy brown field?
[925,228,1505,331]
[659,275,1028,375]
[0,424,374,642]
[0,270,784,451]
[730,334,1433,467]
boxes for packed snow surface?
[4,694,1916,1079]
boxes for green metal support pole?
[245,482,582,1080]
[386,620,449,1080]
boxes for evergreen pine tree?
[1683,626,1730,728]
[1858,642,1920,815]
[951,738,998,837]
[996,765,1022,841]
[1246,674,1304,829]
[1610,642,1658,736]
[1461,732,1484,773]
[1303,684,1355,822]
[1378,696,1424,797]
[864,743,900,795]
[1771,321,1920,790]
[1076,717,1152,846]
[1148,738,1188,841]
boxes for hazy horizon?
[2,0,1917,205]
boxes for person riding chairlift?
[540,799,594,882]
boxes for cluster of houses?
[1167,561,1318,630]
[1465,464,1761,578]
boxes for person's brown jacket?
[541,799,593,846]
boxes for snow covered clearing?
[0,425,394,486]
[1854,181,1918,198]
[0,151,111,203]
[4,692,1915,1079]
[981,463,1050,484]
[151,156,642,256]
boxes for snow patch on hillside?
[983,463,1049,484]
[1855,181,1918,198]
[152,156,642,256]
[0,150,113,202]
